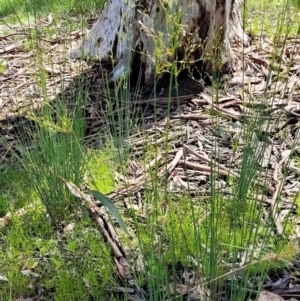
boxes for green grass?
[0,0,105,18]
[244,0,300,36]
[110,1,300,299]
[0,102,120,299]
[0,0,300,300]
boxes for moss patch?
[85,147,116,193]
[0,201,116,300]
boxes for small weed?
[21,38,37,53]
[0,60,7,75]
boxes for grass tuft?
[0,0,300,300]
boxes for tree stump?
[70,0,249,85]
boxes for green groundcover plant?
[0,0,299,300]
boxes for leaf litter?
[0,16,300,301]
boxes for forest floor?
[1,2,300,301]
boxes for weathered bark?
[70,0,249,84]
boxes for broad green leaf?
[91,190,127,231]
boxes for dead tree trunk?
[70,0,249,85]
